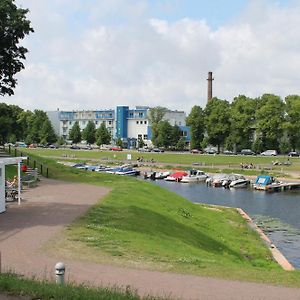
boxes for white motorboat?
[155,171,170,179]
[229,175,250,188]
[222,174,247,188]
[206,174,229,187]
[181,170,208,183]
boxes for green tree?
[82,121,96,144]
[0,103,13,144]
[156,120,173,148]
[17,110,33,142]
[228,95,256,152]
[116,137,123,147]
[40,119,57,145]
[285,95,300,151]
[171,124,182,147]
[186,105,204,150]
[138,137,145,148]
[0,0,34,96]
[148,106,167,145]
[204,98,231,152]
[69,121,81,144]
[176,137,186,151]
[95,122,111,146]
[27,110,49,143]
[255,94,285,150]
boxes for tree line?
[186,94,300,154]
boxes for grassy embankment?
[24,148,300,178]
[14,151,300,288]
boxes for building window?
[82,121,86,126]
[69,121,72,125]
[143,134,148,140]
[138,134,142,139]
[136,121,139,124]
[109,120,112,125]
[95,121,98,125]
[129,112,133,117]
[179,122,182,126]
[182,131,187,137]
[144,121,147,124]
[139,112,143,117]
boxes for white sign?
[127,154,132,160]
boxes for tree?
[0,103,13,144]
[95,122,111,146]
[116,137,123,147]
[40,119,57,145]
[0,0,34,96]
[255,94,285,150]
[27,110,49,143]
[156,120,173,148]
[69,121,81,144]
[186,105,204,150]
[171,124,182,147]
[82,121,96,144]
[148,106,167,145]
[138,137,144,148]
[204,98,231,152]
[285,95,300,151]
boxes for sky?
[3,0,300,113]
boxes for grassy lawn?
[22,148,300,175]
[0,273,158,300]
[13,151,299,288]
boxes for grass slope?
[8,151,300,287]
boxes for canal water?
[154,180,300,269]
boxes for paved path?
[0,179,300,300]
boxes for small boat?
[253,175,280,190]
[181,170,208,183]
[206,174,229,187]
[229,175,250,188]
[72,163,87,169]
[115,166,140,176]
[165,171,188,182]
[155,171,170,179]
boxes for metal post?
[17,162,21,205]
[55,262,65,285]
[34,160,36,169]
[46,168,49,178]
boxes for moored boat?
[181,170,208,183]
[165,171,188,182]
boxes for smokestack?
[207,71,214,102]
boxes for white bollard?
[55,262,65,285]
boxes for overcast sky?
[3,0,300,113]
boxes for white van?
[260,150,277,156]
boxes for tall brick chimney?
[207,71,214,102]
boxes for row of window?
[62,120,113,126]
[136,120,147,125]
[138,134,148,140]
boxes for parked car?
[240,149,255,155]
[288,151,300,157]
[152,148,164,153]
[70,145,81,150]
[111,146,123,151]
[190,149,200,154]
[260,150,277,156]
[223,150,235,155]
[204,148,218,154]
[138,148,151,152]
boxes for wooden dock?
[265,182,300,192]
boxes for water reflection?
[154,180,300,269]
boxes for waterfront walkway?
[0,178,300,300]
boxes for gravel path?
[0,178,300,300]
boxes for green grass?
[23,148,300,175]
[0,273,160,300]
[4,150,300,289]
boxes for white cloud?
[4,0,300,114]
